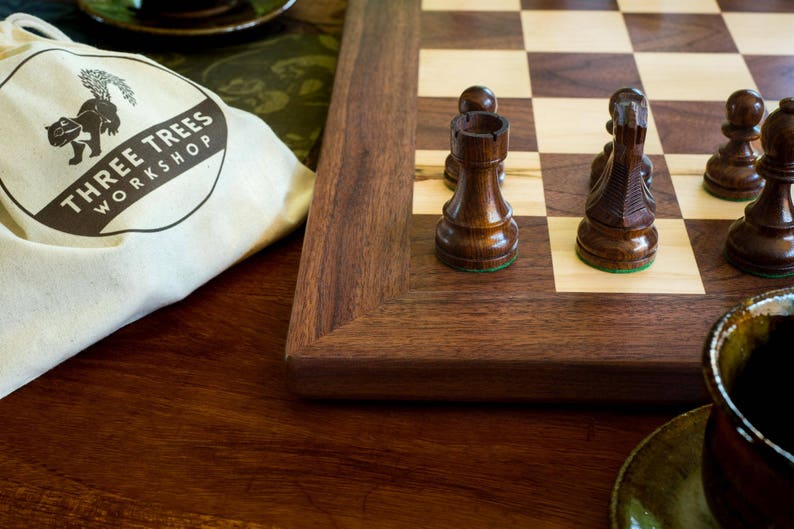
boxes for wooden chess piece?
[703,89,765,200]
[724,97,794,277]
[590,87,653,190]
[436,111,518,271]
[577,89,657,272]
[444,86,504,189]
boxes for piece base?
[575,244,656,273]
[435,245,518,273]
[702,177,762,202]
[723,249,794,278]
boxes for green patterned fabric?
[0,1,338,163]
[149,35,338,162]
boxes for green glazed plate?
[77,0,295,36]
[610,405,719,529]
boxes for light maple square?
[666,154,751,220]
[634,52,757,101]
[413,150,545,216]
[532,97,663,155]
[723,14,794,55]
[503,151,545,216]
[548,216,705,294]
[422,0,520,11]
[418,49,531,98]
[520,11,632,53]
[617,0,719,13]
[413,149,449,215]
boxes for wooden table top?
[0,2,686,527]
[0,223,682,528]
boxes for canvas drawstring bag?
[0,14,315,398]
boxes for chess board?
[285,0,794,403]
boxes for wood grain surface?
[286,0,794,403]
[0,1,715,527]
[0,223,684,528]
[286,0,418,353]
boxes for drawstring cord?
[5,13,72,42]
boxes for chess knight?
[577,89,658,273]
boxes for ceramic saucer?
[610,405,719,529]
[77,0,295,37]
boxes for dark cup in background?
[702,287,794,529]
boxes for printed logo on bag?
[0,49,228,237]
[46,69,137,166]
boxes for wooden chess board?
[285,0,794,403]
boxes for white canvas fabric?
[0,14,315,398]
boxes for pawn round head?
[459,86,497,113]
[760,97,794,165]
[726,89,764,127]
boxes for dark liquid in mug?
[731,315,794,452]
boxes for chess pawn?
[577,90,657,272]
[590,87,653,190]
[436,111,518,271]
[724,97,794,277]
[703,89,764,200]
[444,86,505,189]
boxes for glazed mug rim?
[703,286,794,464]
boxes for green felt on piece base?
[702,183,757,202]
[445,253,518,273]
[723,251,794,278]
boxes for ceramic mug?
[702,287,794,529]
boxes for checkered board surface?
[286,0,794,403]
[414,0,794,295]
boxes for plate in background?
[77,0,296,36]
[610,405,719,529]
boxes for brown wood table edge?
[285,0,419,369]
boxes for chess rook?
[444,86,504,189]
[703,89,764,200]
[590,87,653,191]
[577,90,657,273]
[436,111,518,272]
[724,97,794,277]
